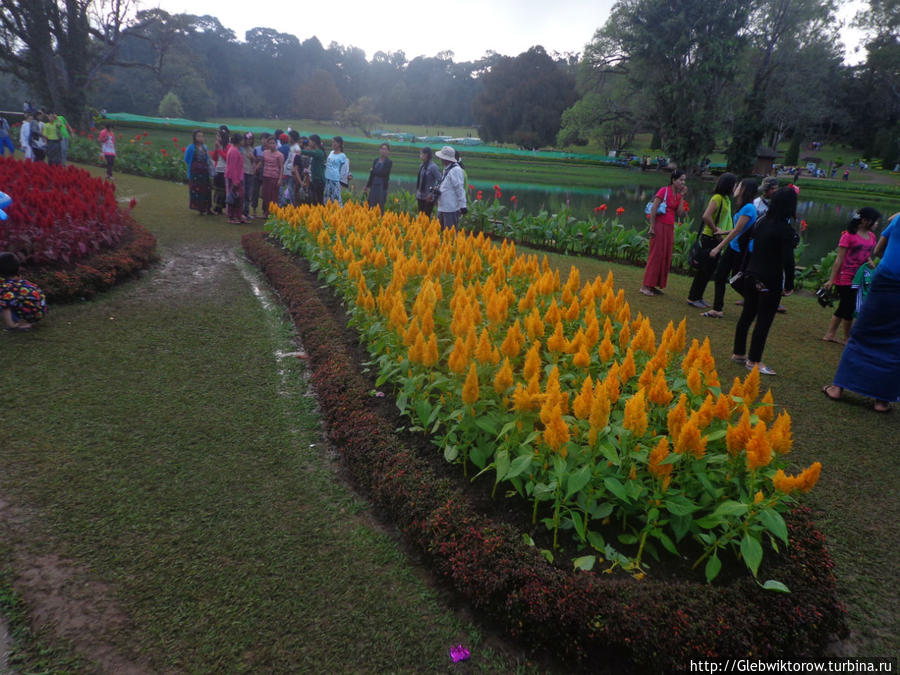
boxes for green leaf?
[443,445,459,462]
[617,533,638,545]
[706,429,727,441]
[712,500,749,519]
[762,579,791,594]
[670,513,692,542]
[591,502,614,520]
[469,443,493,470]
[494,449,510,484]
[568,510,586,541]
[665,497,699,517]
[656,532,679,556]
[573,555,596,571]
[741,533,764,577]
[758,509,789,545]
[604,477,630,502]
[566,465,593,500]
[474,417,499,436]
[598,438,619,465]
[497,420,518,439]
[505,454,533,480]
[587,530,606,552]
[540,549,554,564]
[705,553,722,583]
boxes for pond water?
[386,174,891,266]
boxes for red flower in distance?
[594,206,602,213]
[181,146,186,153]
[172,137,178,143]
[510,195,517,203]
[129,198,137,209]
[144,141,152,145]
[599,204,608,212]
[143,131,149,137]
[801,220,808,232]
[616,207,625,215]
[476,190,483,200]
[160,148,168,156]
[493,184,499,190]
[494,189,502,199]
[467,184,474,191]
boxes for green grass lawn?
[2,167,895,670]
[0,168,533,673]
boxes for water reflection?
[388,175,888,265]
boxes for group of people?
[4,109,75,165]
[182,125,468,227]
[640,169,898,411]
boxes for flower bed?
[26,212,158,302]
[0,157,127,267]
[243,218,845,667]
[0,157,157,301]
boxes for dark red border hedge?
[242,231,846,671]
[23,211,157,303]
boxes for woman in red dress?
[640,170,687,296]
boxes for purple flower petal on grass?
[450,645,470,662]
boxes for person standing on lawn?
[821,207,880,344]
[324,136,349,205]
[823,210,900,413]
[0,114,14,156]
[704,178,759,318]
[225,132,248,224]
[687,172,737,308]
[184,130,215,215]
[640,170,687,297]
[301,134,326,206]
[260,136,284,218]
[97,123,116,179]
[19,113,33,160]
[434,145,467,229]
[415,147,442,217]
[730,186,797,376]
[364,142,393,211]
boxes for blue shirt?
[729,203,758,253]
[325,152,347,182]
[876,214,900,281]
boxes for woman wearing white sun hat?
[434,145,467,229]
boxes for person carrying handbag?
[687,173,737,308]
[640,170,687,296]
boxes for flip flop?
[874,401,893,413]
[639,288,655,296]
[821,385,841,401]
[651,288,664,295]
[821,336,846,345]
[700,311,723,318]
[731,355,747,363]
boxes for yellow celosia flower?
[589,383,611,435]
[713,393,732,421]
[631,319,656,355]
[598,335,615,363]
[619,347,637,383]
[493,358,514,394]
[686,366,703,396]
[754,389,775,424]
[602,317,613,339]
[461,362,480,405]
[547,321,568,353]
[623,388,649,437]
[743,366,761,405]
[573,376,594,420]
[517,284,537,313]
[745,421,772,470]
[704,369,721,389]
[726,406,753,456]
[638,363,655,389]
[648,369,673,407]
[500,320,525,358]
[564,298,580,321]
[604,365,621,404]
[524,307,545,340]
[542,403,570,454]
[670,318,687,354]
[616,298,630,325]
[618,322,632,352]
[542,366,568,416]
[543,299,562,325]
[728,376,744,401]
[523,341,542,381]
[572,343,591,369]
[667,393,688,441]
[648,437,673,478]
[448,336,469,373]
[475,328,495,364]
[584,313,600,348]
[768,411,793,454]
[422,333,439,367]
[696,394,715,429]
[681,339,700,375]
[772,462,821,494]
[675,412,706,458]
[600,290,616,316]
[511,382,539,412]
[409,331,426,364]
[754,490,765,504]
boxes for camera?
[429,184,441,200]
[815,286,834,308]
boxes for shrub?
[158,91,185,118]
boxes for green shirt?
[301,148,325,183]
[702,194,732,236]
[57,115,71,139]
[43,119,62,141]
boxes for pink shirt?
[836,230,877,285]
[225,145,244,184]
[262,150,284,179]
[653,186,682,226]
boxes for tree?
[583,0,745,170]
[473,46,576,148]
[157,90,184,117]
[725,0,841,173]
[0,0,153,125]
[336,97,380,136]
[295,69,345,121]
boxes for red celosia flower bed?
[242,232,846,670]
[0,157,126,266]
[26,212,157,302]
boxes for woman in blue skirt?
[822,210,900,413]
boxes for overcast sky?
[148,0,869,64]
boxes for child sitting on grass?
[1,252,47,331]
